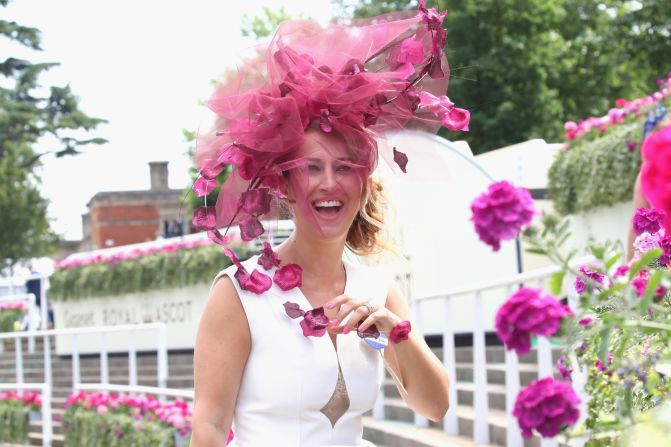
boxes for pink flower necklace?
[224,243,383,342]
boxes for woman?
[190,3,469,445]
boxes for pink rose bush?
[0,391,42,444]
[0,301,27,332]
[513,378,580,438]
[62,391,233,447]
[495,287,573,355]
[470,181,536,251]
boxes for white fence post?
[158,325,168,390]
[42,384,53,447]
[14,337,24,384]
[442,296,459,436]
[472,291,490,444]
[100,332,109,385]
[72,334,81,389]
[129,331,137,387]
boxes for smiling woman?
[190,2,470,446]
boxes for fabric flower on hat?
[495,287,572,356]
[513,377,580,439]
[471,181,536,251]
[641,126,671,233]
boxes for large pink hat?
[192,1,470,243]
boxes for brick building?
[81,162,189,250]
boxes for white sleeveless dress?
[213,255,391,446]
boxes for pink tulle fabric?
[193,3,465,239]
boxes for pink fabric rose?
[300,307,329,337]
[389,320,411,344]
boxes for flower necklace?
[224,243,386,346]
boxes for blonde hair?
[346,177,388,255]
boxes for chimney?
[149,161,169,190]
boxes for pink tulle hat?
[192,1,470,243]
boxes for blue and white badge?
[363,334,388,350]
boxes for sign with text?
[53,284,211,355]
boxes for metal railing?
[0,293,38,352]
[373,257,591,447]
[0,323,169,446]
[0,382,52,447]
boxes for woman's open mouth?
[313,200,344,217]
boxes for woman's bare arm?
[191,276,250,446]
[383,286,450,421]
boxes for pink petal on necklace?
[239,215,264,241]
[283,301,305,319]
[393,147,408,173]
[192,206,217,230]
[258,242,281,270]
[239,188,272,216]
[274,263,303,291]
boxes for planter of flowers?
[61,391,234,447]
[0,391,42,445]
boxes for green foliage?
[0,4,106,269]
[49,244,251,301]
[336,0,671,154]
[548,121,643,215]
[241,6,295,39]
[0,308,23,332]
[62,407,178,447]
[523,215,671,444]
[0,400,29,444]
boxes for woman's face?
[285,131,368,242]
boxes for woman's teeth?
[314,200,343,208]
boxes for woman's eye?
[307,164,321,173]
[335,164,351,173]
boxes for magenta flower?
[556,355,572,380]
[224,248,272,295]
[513,377,580,438]
[578,317,593,326]
[660,235,671,266]
[631,269,668,299]
[614,265,630,278]
[300,307,330,337]
[258,242,281,270]
[495,287,572,356]
[632,207,665,236]
[574,265,607,294]
[470,181,536,251]
[274,263,303,291]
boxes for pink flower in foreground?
[632,207,665,236]
[470,181,536,251]
[574,265,608,294]
[633,229,665,254]
[556,355,572,380]
[495,287,572,356]
[631,269,668,299]
[514,377,580,439]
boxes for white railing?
[0,323,168,446]
[0,382,52,447]
[0,293,38,352]
[378,257,592,446]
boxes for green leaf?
[548,271,565,296]
[605,253,622,272]
[525,247,548,255]
[638,270,665,312]
[629,248,663,278]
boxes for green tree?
[241,6,295,39]
[0,0,106,271]
[334,0,670,153]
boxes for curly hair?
[346,177,387,256]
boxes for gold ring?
[364,303,376,314]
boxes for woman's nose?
[319,167,338,190]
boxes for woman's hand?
[325,294,402,335]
